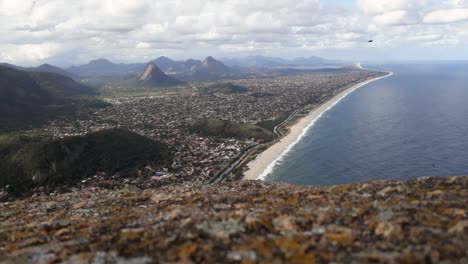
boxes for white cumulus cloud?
[0,0,467,65]
[423,8,468,23]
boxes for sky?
[0,0,468,66]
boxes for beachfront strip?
[243,71,394,181]
[38,68,386,189]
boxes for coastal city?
[2,0,468,262]
[37,68,385,189]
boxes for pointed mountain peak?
[203,56,220,65]
[139,62,183,87]
[140,62,165,81]
[192,56,231,74]
[155,56,173,61]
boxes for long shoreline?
[243,70,394,180]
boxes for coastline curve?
[243,68,394,180]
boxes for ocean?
[266,62,468,185]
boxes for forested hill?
[0,129,170,192]
[0,66,102,131]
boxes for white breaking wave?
[257,70,394,180]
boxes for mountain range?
[0,63,78,79]
[220,55,341,68]
[191,56,231,74]
[67,59,146,77]
[188,56,234,80]
[1,54,339,84]
[66,56,233,81]
[152,56,201,73]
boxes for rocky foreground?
[1,177,467,263]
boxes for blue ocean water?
[267,63,468,185]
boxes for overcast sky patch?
[0,0,467,66]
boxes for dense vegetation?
[191,119,275,141]
[0,66,104,132]
[256,116,288,131]
[0,129,170,191]
[199,82,249,94]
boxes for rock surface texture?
[0,176,467,263]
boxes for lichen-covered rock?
[0,176,467,263]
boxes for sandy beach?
[243,70,394,180]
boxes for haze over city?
[1,0,468,66]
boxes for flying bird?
[368,40,373,43]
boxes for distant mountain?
[247,56,288,67]
[152,57,203,73]
[0,66,100,131]
[191,56,231,74]
[0,63,78,79]
[0,63,26,71]
[139,63,184,87]
[221,55,340,68]
[34,64,80,79]
[291,56,322,65]
[84,58,117,70]
[186,57,233,81]
[152,56,186,73]
[0,66,94,102]
[185,59,202,69]
[67,57,233,79]
[221,56,288,68]
[68,59,146,77]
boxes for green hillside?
[0,66,102,132]
[191,118,275,141]
[0,129,170,191]
[28,71,94,97]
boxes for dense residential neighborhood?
[35,68,385,189]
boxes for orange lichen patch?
[274,237,305,254]
[374,222,403,240]
[175,243,197,262]
[325,226,354,245]
[443,208,466,217]
[289,252,316,264]
[331,185,355,192]
[273,215,298,232]
[245,214,274,231]
[72,202,86,210]
[239,239,273,259]
[306,194,323,200]
[7,231,34,243]
[448,220,468,234]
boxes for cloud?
[0,43,63,62]
[423,8,468,23]
[0,0,34,16]
[373,10,411,25]
[357,0,426,16]
[407,34,444,42]
[0,0,467,65]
